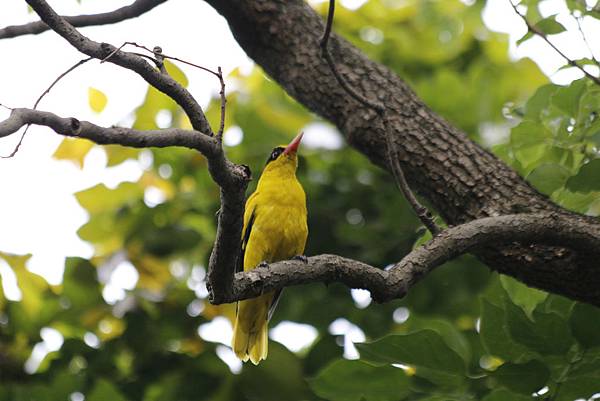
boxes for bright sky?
[0,0,598,372]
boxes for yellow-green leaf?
[88,87,108,113]
[52,138,94,168]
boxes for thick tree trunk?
[205,0,600,305]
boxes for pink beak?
[283,132,304,156]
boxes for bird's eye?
[266,147,285,165]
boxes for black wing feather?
[237,209,256,274]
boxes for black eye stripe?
[266,147,285,165]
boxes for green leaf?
[76,182,143,213]
[356,330,465,387]
[482,389,537,401]
[405,316,471,365]
[87,379,128,401]
[52,138,94,168]
[163,59,188,87]
[566,158,600,193]
[524,84,559,120]
[492,360,550,394]
[510,120,553,171]
[309,360,410,401]
[88,87,108,113]
[500,275,548,317]
[558,57,598,71]
[238,342,312,401]
[551,78,586,117]
[555,375,600,401]
[505,300,574,355]
[534,15,567,35]
[480,298,531,361]
[526,163,571,195]
[511,121,551,148]
[566,0,587,12]
[516,31,534,46]
[569,303,600,348]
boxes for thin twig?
[319,0,384,113]
[509,1,600,86]
[319,0,440,235]
[101,42,159,66]
[217,66,226,141]
[1,57,92,158]
[118,42,221,78]
[575,16,599,65]
[385,135,440,235]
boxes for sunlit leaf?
[500,275,548,317]
[88,87,108,113]
[52,138,94,168]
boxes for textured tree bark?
[205,0,600,305]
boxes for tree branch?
[0,108,214,153]
[211,213,600,304]
[206,0,600,306]
[0,0,169,40]
[24,0,212,135]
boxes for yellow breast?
[243,170,308,269]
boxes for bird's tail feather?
[232,313,268,365]
[248,322,268,365]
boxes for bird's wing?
[237,191,259,274]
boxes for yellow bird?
[232,132,308,365]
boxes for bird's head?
[262,132,303,176]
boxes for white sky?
[0,0,598,374]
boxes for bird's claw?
[292,255,308,263]
[258,261,269,268]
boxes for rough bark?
[205,0,600,305]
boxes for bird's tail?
[232,298,269,365]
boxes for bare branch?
[25,0,213,134]
[509,1,600,86]
[211,213,600,304]
[0,0,169,40]
[0,108,214,153]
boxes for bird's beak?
[283,132,304,156]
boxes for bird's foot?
[258,261,269,268]
[292,255,308,264]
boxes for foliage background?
[1,0,600,400]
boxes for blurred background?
[1,0,599,400]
